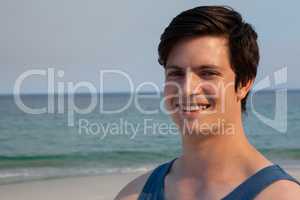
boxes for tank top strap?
[137,158,177,200]
[222,164,300,200]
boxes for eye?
[202,71,215,76]
[167,71,185,77]
[199,70,218,79]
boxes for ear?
[236,79,254,100]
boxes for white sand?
[0,172,143,200]
[0,163,299,200]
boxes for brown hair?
[158,6,259,112]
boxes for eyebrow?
[165,64,221,70]
[164,65,183,70]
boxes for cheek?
[200,81,222,109]
[202,83,218,97]
[214,74,236,110]
[163,84,178,111]
[223,84,238,112]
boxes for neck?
[177,119,261,181]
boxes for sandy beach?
[0,172,144,200]
[0,161,299,200]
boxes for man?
[115,6,300,200]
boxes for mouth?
[175,103,212,115]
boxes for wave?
[0,150,166,184]
[0,165,154,185]
[0,150,177,169]
[0,148,300,184]
[1,148,300,163]
[260,148,300,159]
[0,148,300,169]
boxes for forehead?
[166,36,230,70]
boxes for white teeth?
[180,105,209,111]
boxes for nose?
[181,68,200,100]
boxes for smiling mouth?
[177,103,212,112]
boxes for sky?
[0,0,299,94]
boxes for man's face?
[163,36,241,136]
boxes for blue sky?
[0,0,299,94]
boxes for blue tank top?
[137,157,300,200]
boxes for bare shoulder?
[114,170,153,200]
[255,179,300,200]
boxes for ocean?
[0,91,299,184]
